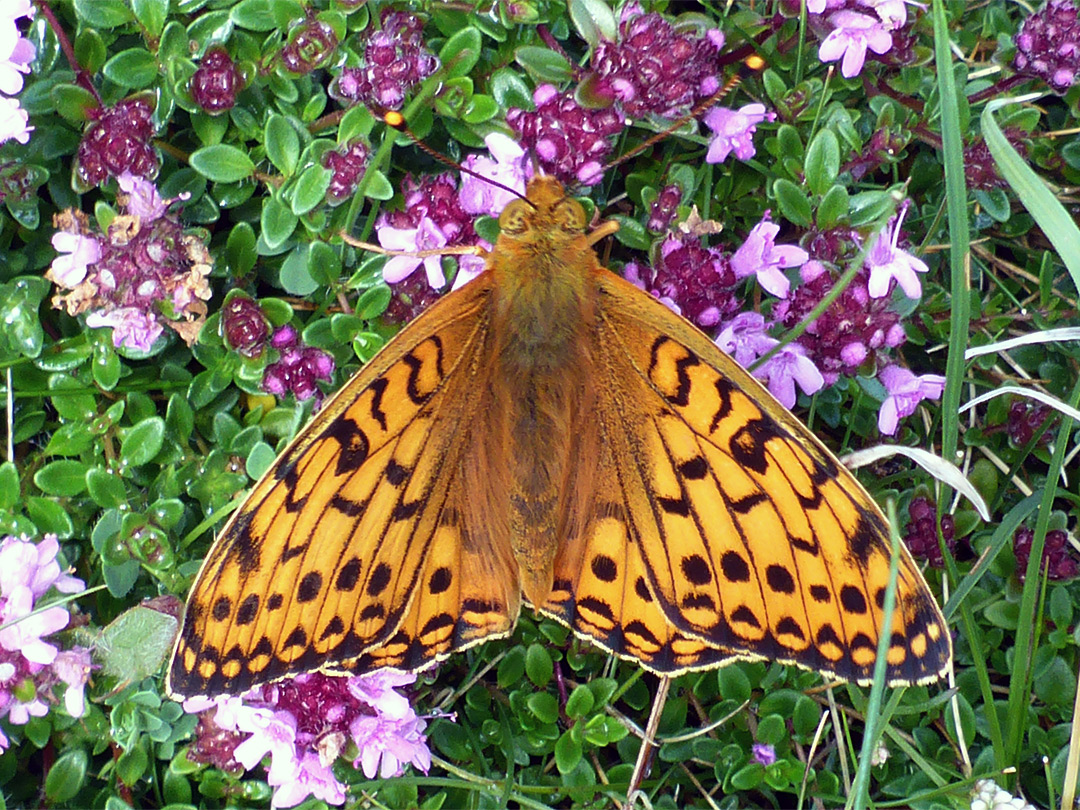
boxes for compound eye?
[553,199,586,233]
[499,200,531,234]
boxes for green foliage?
[1,0,1079,808]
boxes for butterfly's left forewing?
[561,270,951,686]
[167,277,520,699]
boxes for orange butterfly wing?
[167,276,520,698]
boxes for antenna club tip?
[383,110,406,130]
[743,54,766,72]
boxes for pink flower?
[756,343,825,408]
[118,172,168,220]
[866,204,929,298]
[49,231,102,288]
[52,648,92,717]
[270,751,346,809]
[350,712,431,779]
[818,10,894,78]
[752,743,777,766]
[878,365,945,435]
[730,214,809,298]
[459,133,531,217]
[347,670,415,720]
[0,94,30,144]
[704,103,772,163]
[715,312,777,368]
[86,307,164,352]
[377,216,450,288]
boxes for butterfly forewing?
[167,278,518,699]
[588,271,951,686]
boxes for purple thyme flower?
[877,365,945,435]
[818,10,894,77]
[704,103,773,163]
[752,743,777,766]
[731,213,809,299]
[459,133,531,218]
[865,204,929,298]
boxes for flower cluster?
[190,48,241,114]
[970,778,1038,810]
[1006,399,1055,446]
[261,325,335,403]
[47,174,212,352]
[588,4,724,118]
[183,671,432,809]
[375,171,497,320]
[221,293,271,359]
[1013,0,1080,94]
[0,1,34,145]
[281,18,339,76]
[507,83,624,187]
[74,98,159,188]
[323,140,371,205]
[902,497,956,569]
[331,11,438,110]
[0,534,90,752]
[1013,526,1079,582]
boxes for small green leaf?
[526,691,559,724]
[121,417,166,467]
[97,604,179,680]
[308,240,342,285]
[132,0,168,36]
[93,342,122,390]
[116,746,150,787]
[44,748,88,803]
[804,129,840,196]
[190,144,256,183]
[440,28,482,79]
[104,559,140,598]
[265,113,300,176]
[817,185,850,229]
[569,0,617,49]
[554,731,582,774]
[497,646,526,688]
[355,285,391,319]
[246,442,276,479]
[50,83,100,125]
[772,178,813,227]
[73,0,133,27]
[0,461,18,510]
[514,46,574,84]
[565,684,595,719]
[280,244,319,296]
[525,643,554,687]
[292,164,332,216]
[86,467,127,508]
[34,460,89,497]
[103,48,161,89]
[262,197,298,250]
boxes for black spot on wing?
[326,418,370,475]
[720,551,750,583]
[319,616,345,640]
[840,585,868,615]
[236,594,259,626]
[368,562,392,596]
[429,566,452,594]
[729,419,774,476]
[591,554,618,583]
[212,597,231,622]
[368,376,389,431]
[677,456,708,480]
[297,571,323,603]
[681,554,712,586]
[336,557,362,591]
[710,378,735,433]
[385,459,409,486]
[765,564,795,594]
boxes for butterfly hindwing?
[579,271,951,686]
[167,277,519,698]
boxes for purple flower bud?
[190,49,240,114]
[281,18,339,75]
[222,295,270,358]
[1013,0,1080,94]
[75,98,159,188]
[902,497,956,568]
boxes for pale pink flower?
[118,172,168,220]
[756,343,825,408]
[49,231,102,288]
[348,670,415,721]
[377,216,449,288]
[878,365,945,435]
[866,205,929,298]
[731,214,809,299]
[715,312,777,369]
[86,307,164,352]
[0,94,30,144]
[270,751,346,809]
[818,10,893,77]
[459,133,531,217]
[53,648,92,717]
[704,103,772,163]
[351,712,431,779]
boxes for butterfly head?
[499,176,587,241]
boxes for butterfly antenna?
[382,110,535,207]
[604,54,766,173]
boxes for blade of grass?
[930,0,972,474]
[982,93,1080,294]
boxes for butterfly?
[166,174,951,700]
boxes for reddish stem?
[33,0,102,106]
